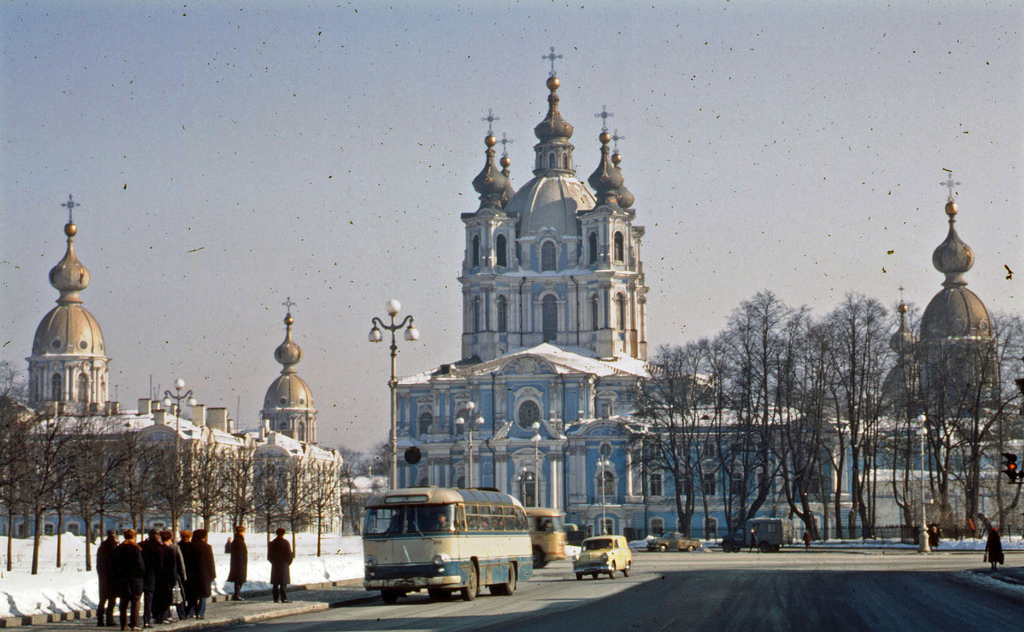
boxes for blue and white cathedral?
[395,63,653,536]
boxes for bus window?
[455,505,467,532]
[406,505,456,533]
[365,507,402,536]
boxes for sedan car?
[648,532,702,552]
[573,535,632,580]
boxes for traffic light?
[1002,453,1019,483]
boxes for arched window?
[496,296,508,333]
[541,241,557,271]
[517,400,541,429]
[542,295,558,342]
[650,517,665,537]
[562,153,569,169]
[51,373,62,401]
[473,297,481,333]
[418,412,433,437]
[590,295,600,330]
[495,234,507,267]
[77,373,89,403]
[588,232,598,265]
[613,231,624,262]
[472,235,480,267]
[702,474,716,497]
[598,470,616,498]
[297,422,306,442]
[616,294,626,330]
[520,471,537,507]
[650,471,663,497]
[548,151,556,168]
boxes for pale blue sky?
[2,1,1020,451]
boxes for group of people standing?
[96,525,293,630]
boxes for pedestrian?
[985,526,1004,572]
[115,529,145,631]
[154,531,183,623]
[268,528,293,603]
[188,529,216,620]
[139,529,164,628]
[224,536,232,555]
[748,527,758,552]
[803,530,812,550]
[928,524,941,549]
[178,531,196,620]
[96,529,119,627]
[227,525,248,601]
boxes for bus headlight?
[432,554,450,568]
[365,556,377,570]
[601,553,609,561]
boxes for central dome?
[920,286,991,340]
[32,304,106,356]
[505,175,595,237]
[263,373,315,411]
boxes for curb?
[0,580,373,629]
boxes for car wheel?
[609,562,616,579]
[622,562,631,578]
[591,573,598,579]
[721,542,732,553]
[490,563,516,596]
[461,564,478,601]
[381,590,400,605]
[576,573,583,581]
[658,543,667,552]
[687,545,696,552]
[759,541,772,553]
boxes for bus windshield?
[364,504,456,536]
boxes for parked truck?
[720,518,795,552]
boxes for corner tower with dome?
[394,56,653,537]
[27,196,111,415]
[261,302,318,443]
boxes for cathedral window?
[562,153,569,169]
[650,471,664,497]
[297,422,306,442]
[473,297,482,333]
[496,296,508,333]
[613,231,624,262]
[77,373,89,403]
[588,232,598,265]
[418,412,433,437]
[51,373,62,401]
[517,400,541,429]
[598,470,616,498]
[590,295,600,330]
[616,294,626,330]
[542,295,558,342]
[541,241,556,271]
[472,235,480,267]
[548,151,556,169]
[495,234,507,267]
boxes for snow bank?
[0,532,364,619]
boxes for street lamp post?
[368,299,419,491]
[455,402,485,488]
[597,457,612,535]
[531,422,541,506]
[917,413,931,554]
[162,378,196,530]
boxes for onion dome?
[264,310,314,411]
[49,221,91,304]
[472,134,509,210]
[920,199,992,340]
[611,151,635,209]
[500,155,515,208]
[889,302,917,352]
[533,76,574,143]
[588,132,624,206]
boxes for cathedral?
[395,60,653,535]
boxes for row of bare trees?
[634,291,1024,540]
[0,395,345,574]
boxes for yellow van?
[524,507,567,568]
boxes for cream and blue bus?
[363,487,534,604]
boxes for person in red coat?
[268,528,293,603]
[226,525,248,601]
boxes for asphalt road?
[215,550,1024,632]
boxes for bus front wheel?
[381,590,401,605]
[461,564,479,601]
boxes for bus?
[363,487,534,604]
[524,506,567,568]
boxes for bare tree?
[306,459,341,554]
[70,419,124,571]
[282,459,312,549]
[224,445,256,528]
[253,455,288,544]
[0,395,32,571]
[113,429,158,531]
[191,440,227,530]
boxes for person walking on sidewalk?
[227,525,248,601]
[116,529,145,631]
[178,531,196,620]
[96,529,119,627]
[268,528,293,603]
[190,529,216,619]
[139,529,164,628]
[985,526,1004,571]
[155,531,184,623]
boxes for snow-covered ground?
[0,532,363,619]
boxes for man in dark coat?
[986,526,1004,571]
[178,531,196,620]
[116,529,145,631]
[189,529,216,619]
[96,530,119,627]
[226,525,248,601]
[268,528,293,603]
[139,529,164,628]
[154,531,183,623]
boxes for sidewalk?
[0,580,378,630]
[972,565,1024,587]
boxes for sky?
[1,1,1020,453]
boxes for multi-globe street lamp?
[455,402,485,489]
[368,299,419,491]
[597,456,613,535]
[162,378,196,530]
[917,413,931,553]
